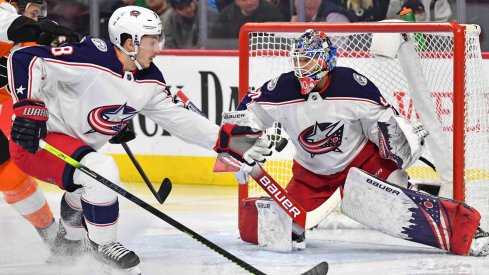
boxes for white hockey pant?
[73,152,120,245]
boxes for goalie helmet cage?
[238,22,489,229]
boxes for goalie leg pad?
[386,169,409,188]
[343,168,480,255]
[239,197,302,252]
[239,197,259,244]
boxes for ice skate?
[469,227,489,256]
[89,239,141,274]
[44,221,87,264]
[35,219,58,247]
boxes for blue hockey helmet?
[290,29,337,94]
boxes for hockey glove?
[214,123,272,166]
[11,99,49,154]
[37,20,81,46]
[109,124,136,144]
[377,116,428,169]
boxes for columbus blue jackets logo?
[298,121,344,158]
[86,103,137,135]
[130,10,141,17]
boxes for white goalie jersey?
[237,67,399,175]
[7,36,219,150]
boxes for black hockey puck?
[275,138,288,152]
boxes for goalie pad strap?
[342,168,480,255]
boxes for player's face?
[294,56,320,77]
[23,3,43,21]
[235,0,259,15]
[136,35,163,69]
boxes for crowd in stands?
[42,0,489,51]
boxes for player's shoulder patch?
[353,72,368,86]
[91,38,108,52]
[267,76,279,91]
[327,67,384,105]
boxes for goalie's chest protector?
[247,68,388,175]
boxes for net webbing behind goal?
[238,22,489,229]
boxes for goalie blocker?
[343,167,482,256]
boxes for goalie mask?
[108,6,164,70]
[290,29,337,95]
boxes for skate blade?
[126,266,142,275]
[104,265,142,275]
[45,254,77,265]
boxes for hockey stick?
[250,164,341,229]
[175,90,341,229]
[121,141,172,204]
[38,140,265,274]
[39,140,327,275]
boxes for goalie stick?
[175,90,341,229]
[39,140,328,275]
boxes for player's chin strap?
[115,44,143,70]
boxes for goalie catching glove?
[11,99,49,154]
[214,123,272,166]
[377,115,428,169]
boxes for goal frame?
[238,22,468,203]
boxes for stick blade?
[301,262,328,275]
[157,178,172,203]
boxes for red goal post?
[238,22,489,229]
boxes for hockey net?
[238,22,489,229]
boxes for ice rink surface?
[1,181,488,275]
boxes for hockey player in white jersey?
[236,29,489,256]
[7,5,271,273]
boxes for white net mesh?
[242,24,489,229]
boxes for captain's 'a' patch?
[353,73,368,86]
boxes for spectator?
[145,0,172,23]
[291,0,352,22]
[398,0,426,22]
[215,0,233,11]
[268,0,293,22]
[163,0,219,48]
[339,0,389,21]
[386,0,452,22]
[213,0,284,38]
